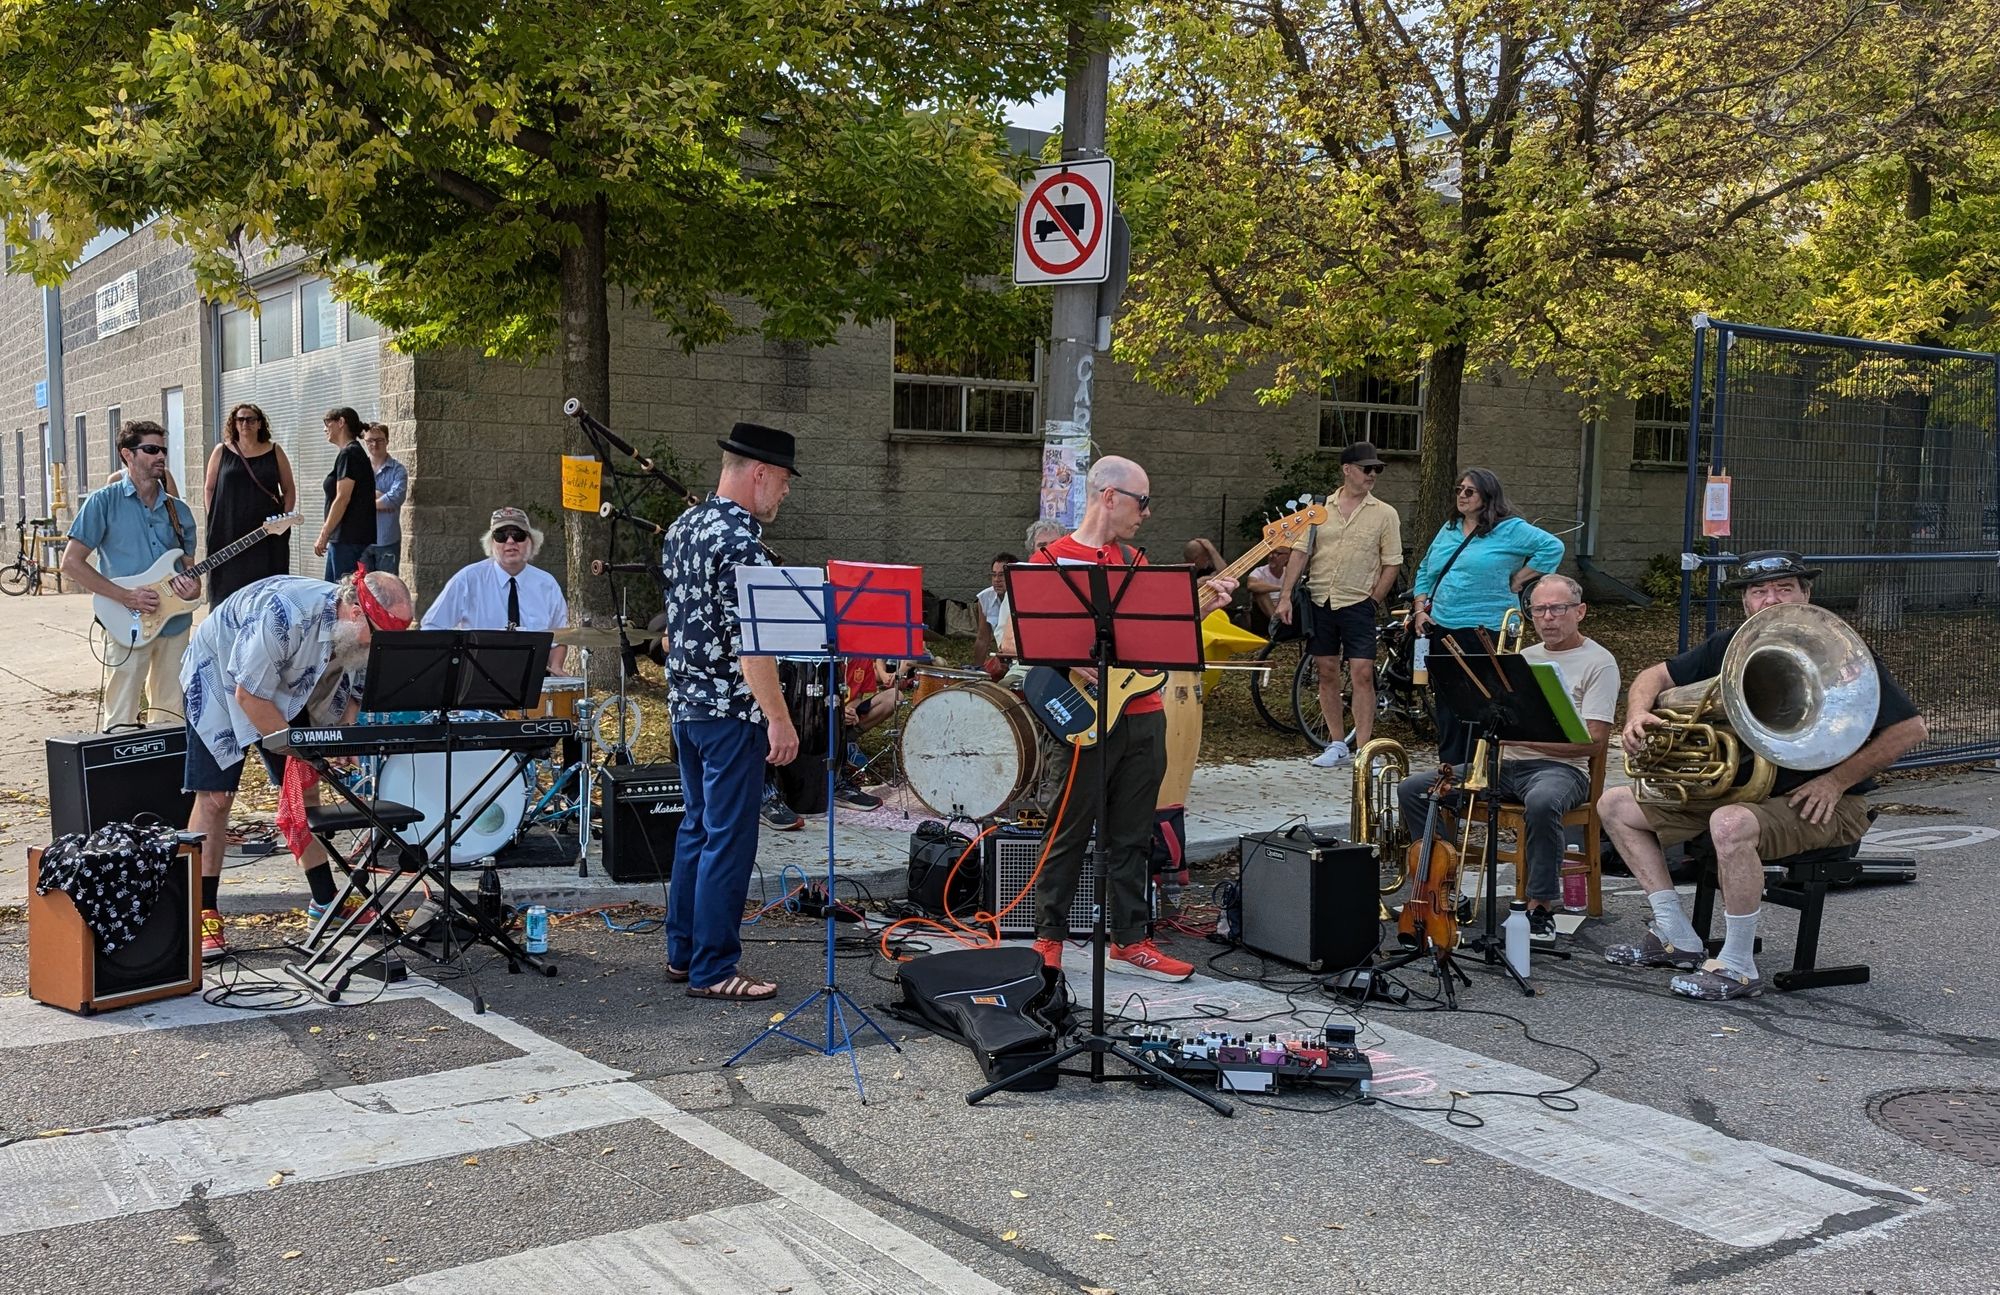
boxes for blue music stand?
[723,565,914,1100]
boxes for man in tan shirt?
[1275,441,1403,766]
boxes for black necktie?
[506,576,521,630]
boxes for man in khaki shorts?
[1597,551,1927,1001]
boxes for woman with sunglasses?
[203,402,298,608]
[1410,467,1565,762]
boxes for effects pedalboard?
[1117,1023,1374,1096]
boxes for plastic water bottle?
[1411,634,1431,685]
[1503,900,1531,978]
[523,904,549,954]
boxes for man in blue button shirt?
[62,420,201,729]
[360,421,407,575]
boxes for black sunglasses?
[1109,486,1151,510]
[493,528,530,543]
[131,444,168,456]
[1360,464,1384,475]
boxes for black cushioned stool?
[1685,811,1914,992]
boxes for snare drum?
[900,681,1043,820]
[908,664,986,707]
[374,710,530,865]
[536,675,588,721]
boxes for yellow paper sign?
[561,455,603,513]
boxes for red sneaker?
[200,909,227,964]
[1109,938,1193,982]
[1032,938,1064,970]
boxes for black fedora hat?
[717,422,801,476]
[1722,549,1822,589]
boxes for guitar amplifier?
[46,724,197,838]
[599,763,683,883]
[1237,825,1380,972]
[981,827,1138,938]
[29,841,202,1013]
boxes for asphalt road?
[0,765,1996,1295]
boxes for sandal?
[664,964,689,983]
[686,974,778,1002]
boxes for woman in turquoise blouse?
[1410,467,1565,760]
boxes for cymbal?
[552,624,662,649]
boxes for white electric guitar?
[93,513,301,647]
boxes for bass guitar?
[1395,763,1463,954]
[1020,499,1331,746]
[93,513,300,647]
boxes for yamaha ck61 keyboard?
[287,718,574,757]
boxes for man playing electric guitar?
[62,421,201,730]
[998,455,1237,981]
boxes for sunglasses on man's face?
[132,444,168,457]
[1109,486,1151,510]
[1359,464,1384,475]
[493,528,530,543]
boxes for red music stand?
[975,560,1230,1117]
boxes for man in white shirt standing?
[1394,574,1618,947]
[421,507,569,672]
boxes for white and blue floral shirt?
[661,496,768,723]
[180,575,360,768]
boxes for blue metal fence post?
[1704,326,1733,638]
[1679,321,1708,651]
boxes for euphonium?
[1351,738,1411,894]
[1625,603,1881,805]
[1496,606,1526,654]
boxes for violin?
[1396,763,1464,954]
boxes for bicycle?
[0,518,49,596]
[1292,598,1434,748]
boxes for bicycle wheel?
[1248,639,1303,732]
[0,562,29,596]
[1293,650,1333,748]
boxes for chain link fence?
[1682,319,2000,766]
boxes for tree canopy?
[0,0,1102,588]
[1108,0,2000,540]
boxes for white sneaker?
[1310,740,1353,768]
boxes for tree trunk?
[1414,339,1468,546]
[558,194,613,632]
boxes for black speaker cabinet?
[600,763,683,883]
[1237,826,1380,972]
[980,828,1131,938]
[46,724,196,838]
[28,842,201,1014]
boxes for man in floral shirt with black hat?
[659,422,801,1002]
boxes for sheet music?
[736,565,829,655]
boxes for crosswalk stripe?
[1080,958,1936,1250]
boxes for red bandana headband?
[353,565,411,631]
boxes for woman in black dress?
[203,402,298,608]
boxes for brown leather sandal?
[664,964,689,983]
[686,974,778,1001]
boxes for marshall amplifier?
[600,763,683,883]
[1237,825,1379,972]
[46,724,197,838]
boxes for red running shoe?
[1109,938,1193,982]
[1032,937,1064,970]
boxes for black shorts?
[1308,597,1378,660]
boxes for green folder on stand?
[1524,660,1592,743]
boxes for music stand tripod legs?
[972,558,1232,1117]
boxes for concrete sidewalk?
[0,589,1358,914]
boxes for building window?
[107,406,121,479]
[892,326,1039,437]
[1633,391,1710,468]
[347,305,381,341]
[300,279,337,352]
[1320,367,1421,454]
[221,309,253,371]
[73,415,86,493]
[259,292,293,362]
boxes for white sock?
[1647,890,1703,951]
[1718,909,1760,980]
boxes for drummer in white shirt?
[422,506,570,672]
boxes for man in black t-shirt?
[1597,551,1927,1001]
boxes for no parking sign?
[1013,159,1114,285]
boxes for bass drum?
[900,682,1042,821]
[375,711,530,865]
[771,660,830,816]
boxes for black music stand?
[1430,646,1583,998]
[283,630,560,1003]
[724,566,907,1101]
[970,560,1231,1117]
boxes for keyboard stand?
[282,730,564,1003]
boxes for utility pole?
[1044,22,1111,438]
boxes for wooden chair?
[1472,746,1606,917]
